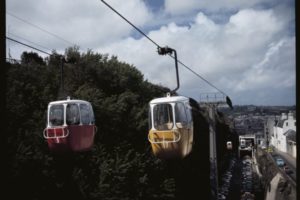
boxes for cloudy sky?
[6,0,295,106]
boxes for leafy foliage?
[6,48,173,200]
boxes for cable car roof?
[48,99,91,105]
[150,95,189,104]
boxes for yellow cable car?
[148,94,195,159]
[147,46,210,160]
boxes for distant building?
[255,131,264,146]
[265,116,276,147]
[247,105,256,112]
[272,111,296,155]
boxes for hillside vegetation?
[5,47,236,200]
[6,47,176,200]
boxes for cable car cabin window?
[175,102,188,128]
[185,103,192,123]
[153,104,173,130]
[91,113,95,124]
[67,104,80,125]
[148,107,152,130]
[49,104,64,126]
[80,104,91,125]
[89,104,95,124]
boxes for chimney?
[281,113,287,120]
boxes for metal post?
[171,49,180,94]
[208,105,218,199]
[157,46,180,95]
[60,56,64,98]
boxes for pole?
[208,105,218,199]
[172,49,180,94]
[60,56,65,98]
[157,46,180,95]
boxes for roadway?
[271,148,296,182]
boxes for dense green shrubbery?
[6,47,236,200]
[6,47,175,200]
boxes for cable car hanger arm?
[100,0,233,108]
[157,46,180,95]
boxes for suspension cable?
[7,12,75,46]
[99,0,229,97]
[6,36,51,56]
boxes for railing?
[43,127,69,139]
[148,131,181,144]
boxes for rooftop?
[150,95,189,104]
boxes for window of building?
[286,122,288,126]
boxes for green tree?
[6,48,174,200]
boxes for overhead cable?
[8,32,53,52]
[168,54,226,96]
[6,58,21,63]
[100,0,160,48]
[6,36,51,56]
[99,0,229,97]
[7,12,75,46]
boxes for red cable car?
[43,97,96,152]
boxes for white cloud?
[98,8,294,105]
[164,0,275,15]
[6,0,152,52]
[233,37,295,91]
[164,0,199,15]
[6,0,295,105]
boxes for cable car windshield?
[240,139,246,147]
[153,104,173,130]
[148,107,152,130]
[49,104,64,126]
[67,104,80,125]
[80,103,92,125]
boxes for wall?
[286,141,296,158]
[255,148,296,200]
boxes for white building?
[285,130,296,158]
[265,116,276,147]
[272,112,296,154]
